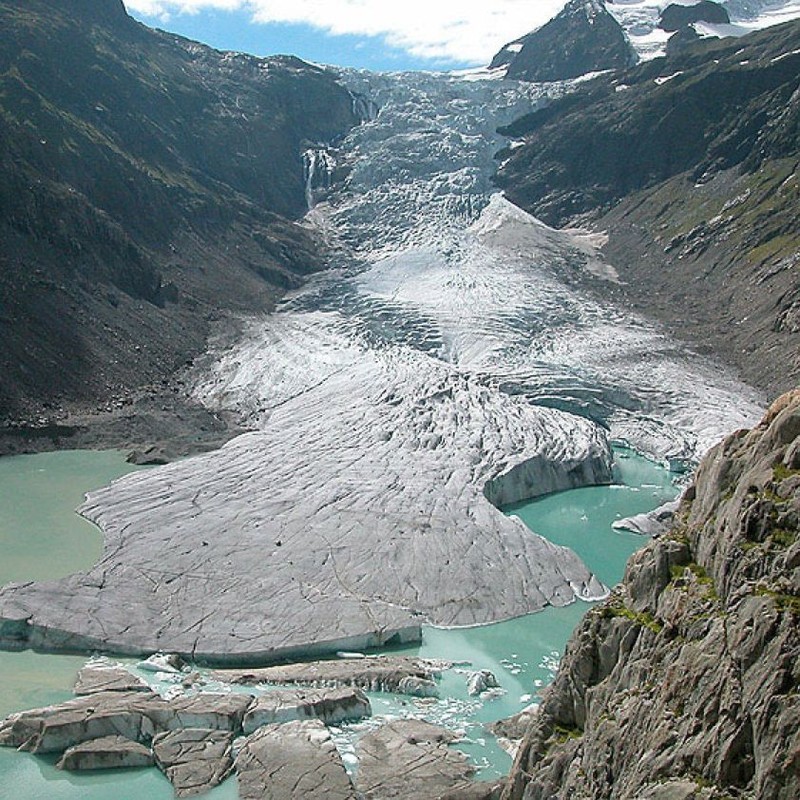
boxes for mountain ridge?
[0,0,357,445]
[495,18,800,397]
[491,0,637,82]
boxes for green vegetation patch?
[552,723,583,744]
[755,586,800,616]
[773,463,799,482]
[599,601,663,633]
[669,561,718,601]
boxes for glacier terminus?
[0,67,764,663]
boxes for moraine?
[0,67,763,662]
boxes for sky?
[123,0,569,71]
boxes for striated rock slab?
[57,735,154,771]
[612,498,681,537]
[236,719,356,800]
[242,687,370,733]
[488,705,539,742]
[216,656,442,695]
[152,728,234,797]
[355,719,476,799]
[74,665,150,696]
[439,782,505,800]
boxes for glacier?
[0,68,764,663]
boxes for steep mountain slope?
[503,389,800,800]
[0,0,357,430]
[496,19,800,396]
[490,0,637,81]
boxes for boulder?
[56,735,154,771]
[137,653,187,675]
[466,669,500,696]
[236,719,356,800]
[152,728,234,797]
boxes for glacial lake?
[0,446,679,795]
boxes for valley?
[0,1,797,798]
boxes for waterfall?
[303,147,337,209]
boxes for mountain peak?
[491,0,636,82]
[30,0,130,27]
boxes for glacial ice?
[0,67,763,662]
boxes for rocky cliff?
[503,390,800,799]
[496,18,800,397]
[0,0,357,432]
[490,0,636,82]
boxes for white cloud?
[124,0,568,63]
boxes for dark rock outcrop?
[502,390,800,799]
[665,23,704,56]
[0,0,357,426]
[660,1,731,32]
[496,19,800,396]
[491,0,636,82]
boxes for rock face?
[355,719,476,799]
[0,0,357,423]
[491,0,636,81]
[236,719,356,800]
[502,390,800,799]
[496,19,800,397]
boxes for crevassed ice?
[0,68,763,661]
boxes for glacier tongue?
[0,69,763,662]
